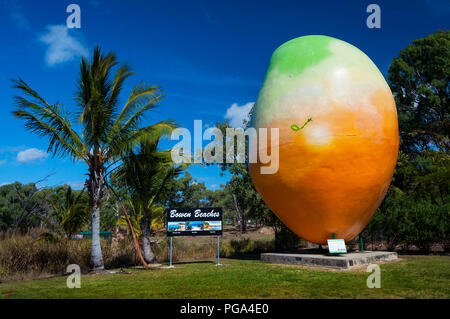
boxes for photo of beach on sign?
[168,222,186,232]
[204,221,222,231]
[185,221,204,231]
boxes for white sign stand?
[168,237,174,268]
[215,235,222,266]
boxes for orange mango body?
[249,36,399,244]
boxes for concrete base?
[160,265,175,269]
[261,250,398,270]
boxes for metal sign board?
[166,207,222,237]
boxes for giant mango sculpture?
[249,35,399,244]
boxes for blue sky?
[0,0,448,189]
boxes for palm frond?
[106,84,164,149]
[106,121,176,159]
[114,136,184,223]
[147,165,183,208]
[11,79,87,161]
[107,64,135,110]
[75,46,120,148]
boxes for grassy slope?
[0,256,448,299]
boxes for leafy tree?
[212,120,252,233]
[388,30,449,154]
[99,188,123,231]
[205,188,235,223]
[362,30,450,252]
[11,47,174,270]
[224,163,253,233]
[0,182,50,232]
[160,171,209,208]
[364,151,449,251]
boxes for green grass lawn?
[0,255,449,299]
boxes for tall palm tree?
[11,46,175,270]
[115,140,183,263]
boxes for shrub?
[0,234,138,281]
[364,191,449,252]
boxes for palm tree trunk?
[142,216,156,263]
[90,201,104,270]
[119,202,149,269]
[105,184,150,269]
[88,169,104,270]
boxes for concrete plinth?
[261,250,398,270]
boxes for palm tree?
[38,186,89,242]
[11,46,175,270]
[114,140,183,263]
[46,186,89,239]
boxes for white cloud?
[17,148,48,163]
[39,24,88,66]
[0,182,11,187]
[224,102,254,128]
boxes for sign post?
[169,237,174,268]
[216,235,222,266]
